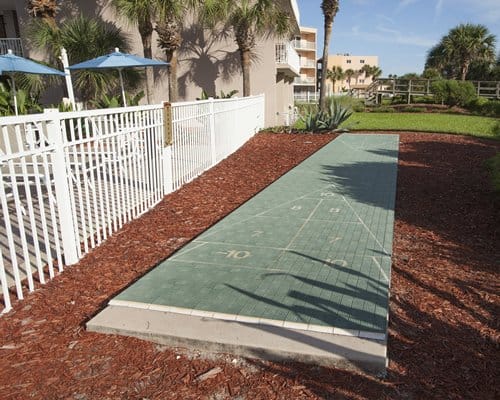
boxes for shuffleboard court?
[88,133,399,372]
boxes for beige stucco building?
[292,26,317,98]
[0,0,301,127]
[326,54,379,94]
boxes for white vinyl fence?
[0,95,264,313]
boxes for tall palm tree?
[361,64,382,82]
[344,68,354,90]
[203,0,292,97]
[155,0,200,102]
[326,65,343,94]
[110,0,161,103]
[319,0,339,111]
[426,24,496,80]
[26,0,60,26]
[29,16,131,103]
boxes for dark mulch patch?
[1,132,499,400]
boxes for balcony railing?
[300,59,316,68]
[292,39,316,51]
[0,38,23,57]
[275,42,300,76]
[294,76,316,85]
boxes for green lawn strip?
[342,113,499,140]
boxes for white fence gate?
[0,95,264,312]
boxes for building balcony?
[300,59,316,68]
[292,39,316,51]
[275,42,300,77]
[0,38,23,57]
[294,76,316,85]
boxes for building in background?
[292,26,317,102]
[326,54,379,94]
[0,0,301,127]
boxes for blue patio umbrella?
[0,49,65,115]
[69,48,168,106]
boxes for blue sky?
[296,0,500,76]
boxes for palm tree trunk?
[319,18,332,111]
[166,50,178,102]
[461,60,470,81]
[139,22,155,104]
[240,49,251,97]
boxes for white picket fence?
[0,95,264,313]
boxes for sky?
[296,0,500,76]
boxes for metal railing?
[294,91,319,103]
[294,76,316,84]
[275,42,300,75]
[0,95,265,313]
[0,38,23,56]
[292,39,316,51]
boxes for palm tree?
[326,65,344,94]
[29,16,132,103]
[361,65,382,82]
[319,0,340,111]
[344,68,354,90]
[154,0,200,102]
[110,0,162,103]
[426,24,496,80]
[203,0,293,97]
[26,0,60,26]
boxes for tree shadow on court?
[321,136,499,267]
[224,135,499,398]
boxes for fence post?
[162,102,174,194]
[45,109,79,265]
[209,97,217,165]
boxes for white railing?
[294,91,319,103]
[300,59,316,68]
[294,76,316,84]
[0,95,265,313]
[0,38,23,56]
[275,42,300,75]
[292,39,316,51]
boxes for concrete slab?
[87,304,387,374]
[87,133,399,375]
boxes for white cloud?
[337,25,435,48]
[436,0,500,23]
[435,0,445,17]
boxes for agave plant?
[299,97,352,133]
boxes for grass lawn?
[340,112,499,140]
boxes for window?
[360,59,365,64]
[359,79,365,84]
[346,59,351,64]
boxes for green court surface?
[113,133,399,336]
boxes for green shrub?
[468,99,500,118]
[401,106,426,113]
[485,153,500,193]
[370,106,395,113]
[430,79,477,107]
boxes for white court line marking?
[170,242,208,260]
[197,185,336,239]
[327,180,391,256]
[372,256,389,283]
[170,258,287,273]
[285,199,324,250]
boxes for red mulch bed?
[0,132,499,400]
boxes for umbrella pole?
[118,69,127,107]
[10,75,18,116]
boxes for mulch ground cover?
[0,132,498,399]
